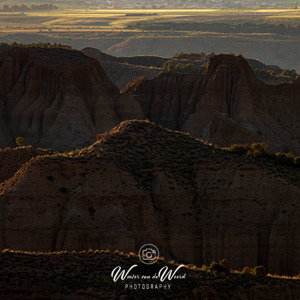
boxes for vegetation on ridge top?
[0,249,299,300]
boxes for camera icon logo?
[138,244,159,265]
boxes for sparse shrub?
[173,51,205,59]
[227,144,249,155]
[201,264,208,271]
[43,148,54,154]
[241,266,253,275]
[275,152,294,166]
[225,143,300,168]
[285,152,295,165]
[294,157,300,166]
[163,62,196,73]
[219,258,230,272]
[207,259,232,274]
[254,68,276,80]
[2,41,72,50]
[246,149,253,157]
[252,265,267,276]
[281,69,297,78]
[209,261,221,273]
[209,260,227,273]
[15,136,25,146]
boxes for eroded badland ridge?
[0,45,300,298]
[0,120,299,276]
[0,47,142,151]
[0,46,299,154]
[123,54,300,154]
[0,48,300,154]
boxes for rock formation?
[0,120,299,275]
[0,47,143,151]
[0,47,299,154]
[124,54,300,154]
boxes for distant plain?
[0,8,300,31]
[0,8,300,71]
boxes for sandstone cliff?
[0,47,143,151]
[1,120,299,276]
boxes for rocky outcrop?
[0,47,143,151]
[0,120,299,275]
[124,54,300,154]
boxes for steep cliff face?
[125,55,300,154]
[1,120,299,275]
[0,48,299,154]
[0,47,143,151]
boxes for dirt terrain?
[0,46,299,154]
[0,120,299,275]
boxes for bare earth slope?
[106,34,300,73]
[82,47,294,87]
[0,146,46,183]
[0,48,299,154]
[0,250,299,300]
[124,55,300,154]
[0,120,299,275]
[82,47,165,89]
[0,47,143,151]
